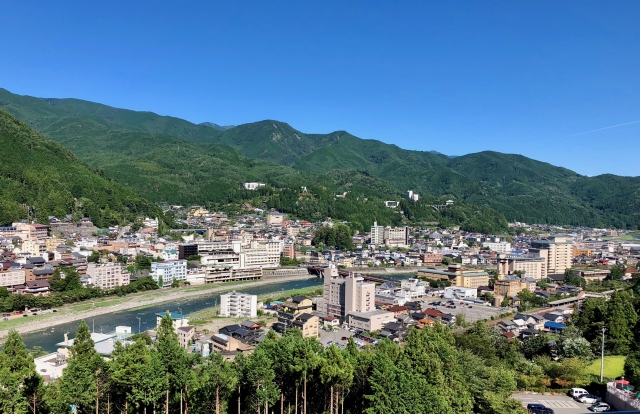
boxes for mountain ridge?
[0,87,638,229]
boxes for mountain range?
[0,87,638,230]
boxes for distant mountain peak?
[199,122,235,131]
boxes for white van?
[569,388,589,399]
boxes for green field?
[585,356,626,379]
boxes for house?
[155,312,189,330]
[282,296,313,314]
[440,314,456,325]
[291,313,319,338]
[322,316,339,329]
[219,324,241,336]
[503,331,517,340]
[520,328,539,340]
[347,310,395,332]
[177,326,195,349]
[542,312,565,324]
[386,305,408,318]
[513,313,536,325]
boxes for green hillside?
[1,87,638,229]
[0,109,162,227]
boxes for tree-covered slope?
[1,87,638,229]
[0,109,162,226]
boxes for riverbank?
[343,267,420,275]
[0,275,317,341]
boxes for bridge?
[168,228,207,234]
[306,266,395,284]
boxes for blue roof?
[155,312,186,319]
[544,321,565,329]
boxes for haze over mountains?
[0,87,638,230]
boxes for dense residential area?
[2,204,640,413]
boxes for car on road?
[569,388,589,399]
[577,394,601,404]
[527,403,554,414]
[588,402,610,412]
[341,337,348,341]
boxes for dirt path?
[0,275,316,340]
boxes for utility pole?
[600,327,606,382]
[137,317,141,334]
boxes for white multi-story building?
[86,263,130,289]
[384,226,409,247]
[220,291,257,317]
[370,221,385,245]
[0,267,25,287]
[151,260,187,287]
[482,241,511,254]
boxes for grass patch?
[585,356,626,379]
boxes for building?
[384,226,409,247]
[530,235,573,276]
[347,310,395,332]
[34,353,68,381]
[0,265,25,287]
[406,190,419,202]
[497,254,546,280]
[482,241,511,254]
[576,269,610,283]
[209,333,244,353]
[421,253,443,266]
[220,291,258,317]
[177,326,195,349]
[418,264,490,289]
[370,221,385,245]
[322,266,375,321]
[178,243,198,260]
[86,263,130,289]
[493,275,536,298]
[443,287,477,299]
[243,182,265,190]
[150,260,187,287]
[290,313,320,338]
[156,312,190,330]
[267,211,284,226]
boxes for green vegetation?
[585,356,626,378]
[1,316,527,414]
[1,88,638,229]
[0,108,165,227]
[312,224,355,250]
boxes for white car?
[577,394,601,404]
[589,402,610,412]
[569,388,589,399]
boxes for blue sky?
[2,1,639,176]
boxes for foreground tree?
[0,330,43,413]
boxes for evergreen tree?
[155,312,190,413]
[191,351,238,414]
[605,291,638,354]
[0,330,43,413]
[59,321,106,413]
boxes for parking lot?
[319,328,355,348]
[428,300,505,322]
[514,393,604,414]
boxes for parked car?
[341,337,348,341]
[577,394,601,404]
[527,403,554,414]
[588,402,610,412]
[569,388,589,399]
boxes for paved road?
[513,393,595,414]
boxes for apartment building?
[267,211,283,226]
[497,254,547,280]
[530,235,573,276]
[220,291,258,317]
[0,265,25,287]
[86,263,130,289]
[150,260,187,287]
[370,221,385,245]
[322,266,375,321]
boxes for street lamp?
[600,327,606,382]
[136,317,141,334]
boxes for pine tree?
[155,312,190,413]
[0,329,43,413]
[59,321,105,413]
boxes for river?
[22,273,414,352]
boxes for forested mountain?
[0,109,163,226]
[1,87,638,229]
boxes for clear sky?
[1,1,639,176]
